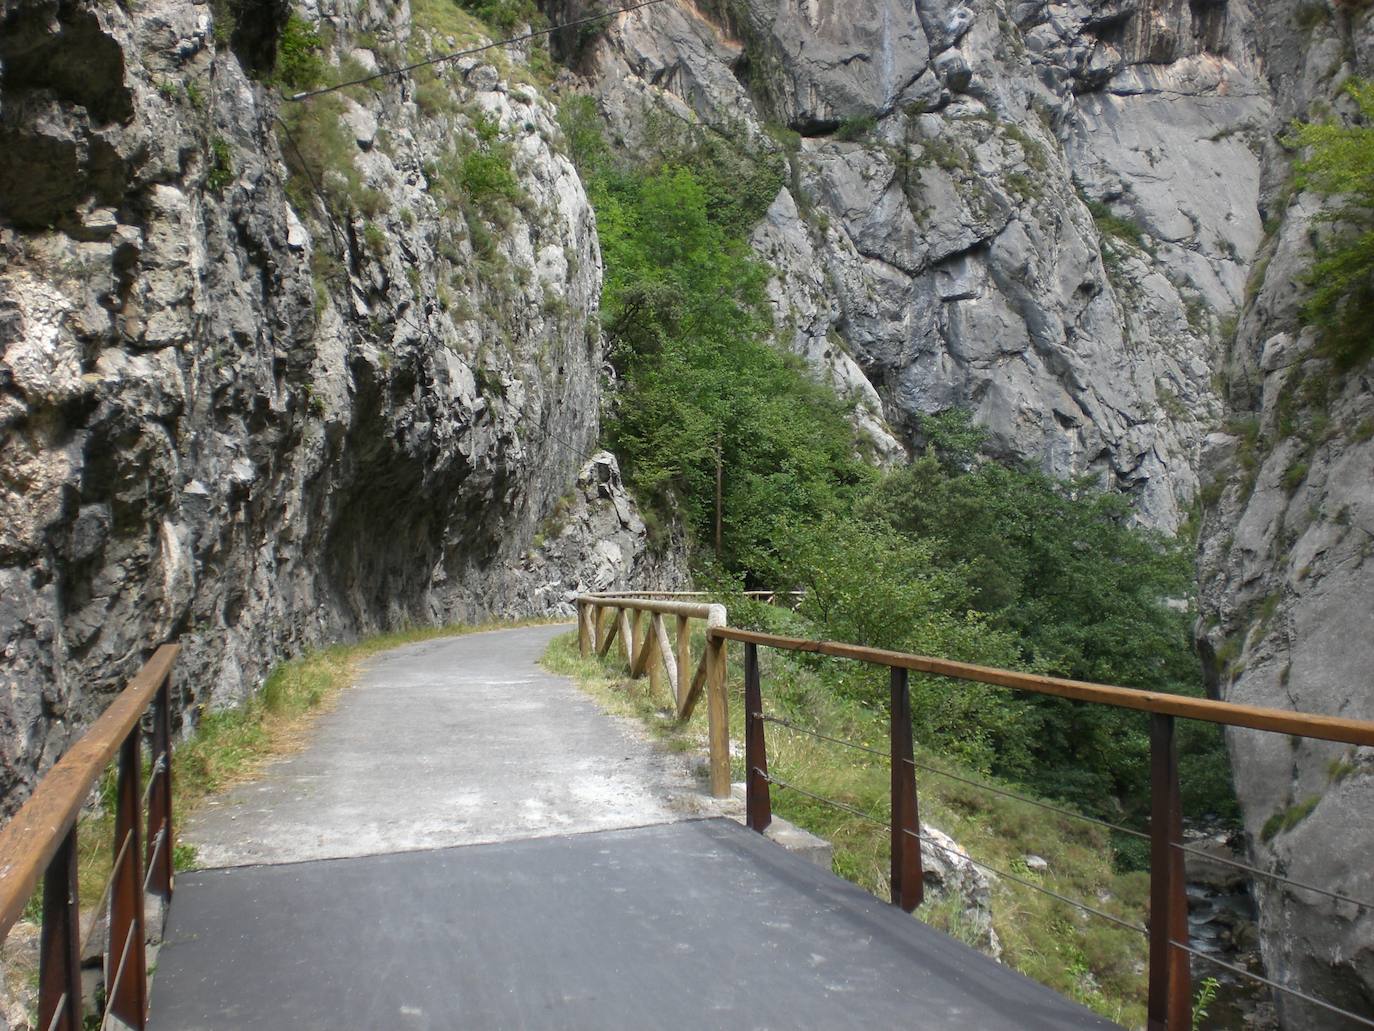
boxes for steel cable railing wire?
[1168,841,1374,912]
[1168,939,1374,1028]
[102,919,139,1024]
[43,994,68,1031]
[757,770,1146,935]
[282,0,675,102]
[763,759,1374,1024]
[143,828,168,894]
[757,710,1151,841]
[757,713,889,759]
[140,752,166,807]
[761,709,1374,914]
[81,828,135,957]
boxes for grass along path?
[543,629,1156,1029]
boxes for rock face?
[582,0,1271,530]
[0,0,684,810]
[567,0,1373,1016]
[1193,0,1374,1019]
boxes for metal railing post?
[744,642,771,832]
[890,666,923,912]
[146,672,174,902]
[1147,713,1190,1030]
[38,827,82,1031]
[109,728,148,1028]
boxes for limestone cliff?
[576,0,1270,531]
[1195,0,1374,1019]
[0,0,684,809]
[564,0,1372,1018]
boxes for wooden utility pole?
[714,433,723,563]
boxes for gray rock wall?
[573,0,1373,1018]
[1195,0,1374,1019]
[0,0,684,810]
[584,0,1269,531]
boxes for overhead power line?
[283,0,673,102]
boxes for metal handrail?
[0,644,179,1031]
[718,623,1374,1031]
[710,626,1374,746]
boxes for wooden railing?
[712,625,1374,1031]
[0,645,179,1031]
[576,594,731,797]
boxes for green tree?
[1289,78,1374,368]
[861,414,1228,818]
[580,133,867,573]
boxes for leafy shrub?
[1288,78,1374,368]
[276,14,325,91]
[456,0,541,34]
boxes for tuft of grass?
[1261,795,1321,841]
[545,626,1150,1027]
[206,136,234,192]
[1087,199,1150,251]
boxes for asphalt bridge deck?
[148,818,1119,1030]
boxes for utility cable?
[282,0,673,102]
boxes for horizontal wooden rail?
[0,645,178,938]
[577,595,730,797]
[709,627,1374,747]
[0,644,178,1031]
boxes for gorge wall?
[2,0,1372,1019]
[0,0,684,810]
[571,0,1372,1018]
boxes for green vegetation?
[560,100,857,570]
[1261,794,1321,841]
[560,97,1233,841]
[275,14,325,91]
[454,0,541,34]
[206,136,234,192]
[1288,78,1374,368]
[544,630,1151,1027]
[834,114,877,141]
[1087,199,1150,250]
[277,94,385,221]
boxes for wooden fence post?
[617,608,633,665]
[577,602,591,658]
[647,616,663,698]
[675,615,690,713]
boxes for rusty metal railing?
[576,594,731,797]
[711,626,1374,1031]
[0,645,179,1031]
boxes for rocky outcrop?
[566,0,1373,1016]
[579,0,1269,530]
[1194,0,1374,1019]
[0,0,684,810]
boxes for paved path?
[185,624,717,866]
[155,624,1120,1029]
